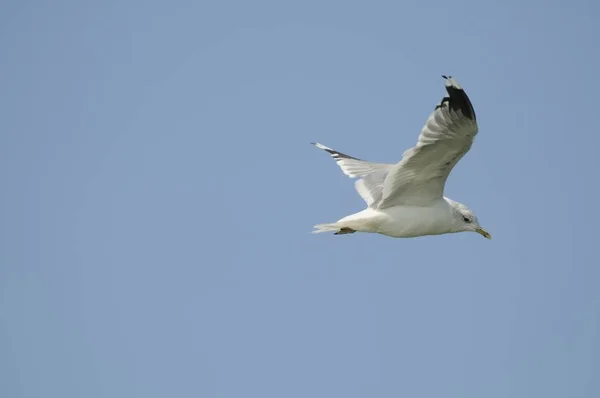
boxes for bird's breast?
[374,201,454,238]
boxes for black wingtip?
[438,76,476,121]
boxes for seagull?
[312,76,491,240]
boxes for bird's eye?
[462,216,471,223]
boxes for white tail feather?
[312,223,343,234]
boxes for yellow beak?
[475,227,492,239]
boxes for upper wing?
[311,142,393,207]
[377,76,479,209]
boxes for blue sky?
[1,0,599,397]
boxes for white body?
[318,198,458,238]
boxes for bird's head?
[449,200,491,239]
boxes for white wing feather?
[311,142,393,207]
[377,76,479,208]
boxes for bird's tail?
[312,223,356,235]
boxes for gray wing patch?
[354,169,389,208]
[312,142,393,207]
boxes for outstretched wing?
[311,142,393,207]
[377,76,479,209]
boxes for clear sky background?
[1,0,599,397]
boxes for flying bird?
[312,76,491,240]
